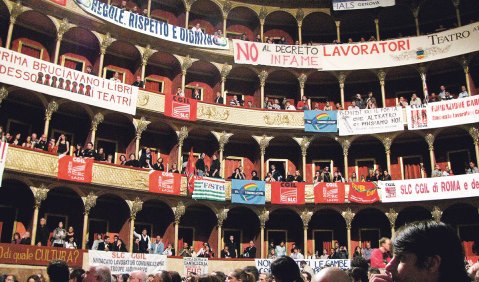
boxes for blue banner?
[304,111,338,133]
[231,180,266,205]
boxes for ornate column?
[221,63,231,105]
[259,209,269,258]
[374,18,380,40]
[338,72,347,106]
[431,206,442,223]
[452,0,461,27]
[469,127,479,164]
[338,138,351,181]
[5,2,23,49]
[44,101,58,137]
[184,3,191,29]
[181,56,193,91]
[0,86,9,106]
[259,7,267,42]
[90,113,104,144]
[386,208,398,237]
[140,45,154,84]
[381,136,393,173]
[216,208,229,256]
[341,208,355,258]
[256,135,272,179]
[418,65,428,99]
[298,73,307,101]
[172,202,186,253]
[30,185,49,246]
[147,0,152,17]
[461,56,471,94]
[300,210,312,257]
[218,131,232,178]
[81,192,97,249]
[412,8,420,36]
[296,9,304,44]
[128,197,143,253]
[133,117,150,158]
[176,126,189,169]
[222,1,232,37]
[335,21,341,42]
[377,70,386,107]
[425,133,436,173]
[98,33,115,76]
[298,137,311,180]
[54,18,71,65]
[258,70,269,108]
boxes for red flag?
[185,148,196,194]
[348,182,380,204]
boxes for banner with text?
[314,182,345,204]
[164,95,198,121]
[333,0,395,11]
[304,110,338,133]
[231,179,266,205]
[348,182,380,204]
[0,47,137,114]
[255,259,350,274]
[149,171,181,195]
[89,250,167,274]
[0,141,8,187]
[192,177,226,201]
[379,173,479,203]
[0,243,83,267]
[183,257,208,276]
[271,182,305,205]
[57,155,93,183]
[233,22,479,70]
[407,95,479,130]
[74,0,228,50]
[338,107,404,136]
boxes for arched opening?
[396,206,432,229]
[309,209,346,257]
[185,60,221,102]
[390,132,429,179]
[352,208,391,250]
[183,129,219,173]
[224,133,259,180]
[103,40,141,84]
[345,70,381,108]
[139,120,178,170]
[385,66,422,107]
[307,136,343,183]
[348,136,386,181]
[189,0,222,34]
[305,71,340,109]
[419,0,457,34]
[226,7,259,41]
[265,70,299,105]
[223,207,260,258]
[264,11,297,44]
[267,208,303,255]
[0,1,9,47]
[302,12,336,44]
[50,101,92,148]
[434,127,475,175]
[96,112,135,161]
[460,0,479,25]
[134,199,174,247]
[442,203,479,256]
[378,5,416,39]
[427,59,466,97]
[334,10,375,42]
[226,66,259,107]
[180,204,217,254]
[265,136,301,180]
[150,0,186,27]
[145,51,182,94]
[59,27,100,74]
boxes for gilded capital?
[218,131,232,151]
[259,209,269,227]
[177,126,189,147]
[338,72,347,88]
[374,18,379,24]
[342,208,355,230]
[45,101,59,121]
[335,20,341,28]
[217,208,229,227]
[100,33,115,54]
[0,86,9,105]
[417,64,427,76]
[82,192,98,215]
[57,18,71,40]
[172,201,186,224]
[386,208,398,230]
[382,136,393,154]
[30,185,49,209]
[459,56,470,74]
[220,63,232,82]
[296,9,304,22]
[134,117,150,139]
[142,45,155,65]
[469,127,479,146]
[377,69,386,83]
[91,113,104,131]
[431,206,442,223]
[259,135,270,155]
[258,70,269,87]
[299,136,311,157]
[337,138,350,157]
[129,197,143,220]
[222,1,232,17]
[298,73,307,89]
[259,7,268,21]
[181,55,193,72]
[425,133,435,151]
[10,1,23,23]
[300,210,313,228]
[412,7,419,18]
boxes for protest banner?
[192,177,226,201]
[332,0,395,11]
[57,155,94,183]
[183,257,208,276]
[271,182,305,205]
[164,95,198,121]
[231,179,266,205]
[0,243,83,267]
[337,107,404,136]
[304,111,338,133]
[149,171,181,195]
[255,259,350,274]
[348,182,380,204]
[314,182,346,204]
[89,250,167,275]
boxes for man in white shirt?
[191,23,202,33]
[285,101,296,110]
[409,93,422,106]
[290,247,304,259]
[275,241,286,256]
[175,87,185,97]
[110,72,121,83]
[348,100,359,110]
[272,99,281,110]
[438,85,447,99]
[458,85,469,98]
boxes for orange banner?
[149,171,181,195]
[314,182,345,204]
[271,182,305,205]
[0,243,83,267]
[57,155,94,183]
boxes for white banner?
[407,95,479,130]
[0,48,138,115]
[74,0,228,50]
[337,107,404,136]
[0,141,8,187]
[233,22,479,70]
[88,250,167,274]
[333,0,395,11]
[183,257,208,276]
[192,177,226,201]
[379,173,479,203]
[255,259,350,274]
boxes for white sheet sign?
[379,173,479,203]
[88,250,167,274]
[338,107,404,136]
[255,259,350,274]
[183,257,208,276]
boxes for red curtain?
[323,241,332,253]
[405,164,421,179]
[358,166,369,180]
[225,159,242,179]
[145,80,160,93]
[464,241,474,256]
[361,240,371,248]
[64,58,78,70]
[21,45,41,58]
[168,145,179,168]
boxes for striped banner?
[192,177,226,201]
[0,141,8,187]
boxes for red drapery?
[322,241,332,253]
[405,164,421,179]
[464,241,474,257]
[21,45,41,59]
[63,58,78,70]
[357,166,370,180]
[225,159,242,179]
[145,80,160,93]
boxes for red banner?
[57,155,93,183]
[149,171,181,195]
[314,182,345,204]
[348,182,380,204]
[164,95,197,121]
[271,182,305,205]
[0,243,83,267]
[49,0,66,5]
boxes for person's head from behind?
[315,267,350,282]
[226,269,254,282]
[27,275,40,282]
[385,220,469,282]
[351,256,368,273]
[243,266,259,282]
[349,267,368,282]
[47,260,69,282]
[301,271,312,282]
[4,275,18,282]
[70,268,85,282]
[84,266,112,282]
[270,256,302,282]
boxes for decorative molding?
[197,105,230,121]
[177,126,189,147]
[263,113,304,126]
[217,208,229,227]
[30,184,49,209]
[91,113,104,131]
[173,201,186,224]
[381,136,393,154]
[82,192,98,215]
[0,86,9,106]
[57,18,71,40]
[425,133,435,151]
[137,91,150,107]
[45,101,58,121]
[469,127,478,146]
[342,208,355,230]
[220,63,232,82]
[10,1,23,22]
[300,209,313,228]
[256,135,272,155]
[258,7,268,21]
[258,70,268,87]
[298,73,307,89]
[6,147,58,176]
[258,209,269,227]
[222,1,232,17]
[431,206,442,223]
[100,33,115,54]
[142,45,155,65]
[181,55,193,73]
[218,131,232,151]
[295,8,304,22]
[377,69,386,84]
[134,117,150,139]
[385,208,398,230]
